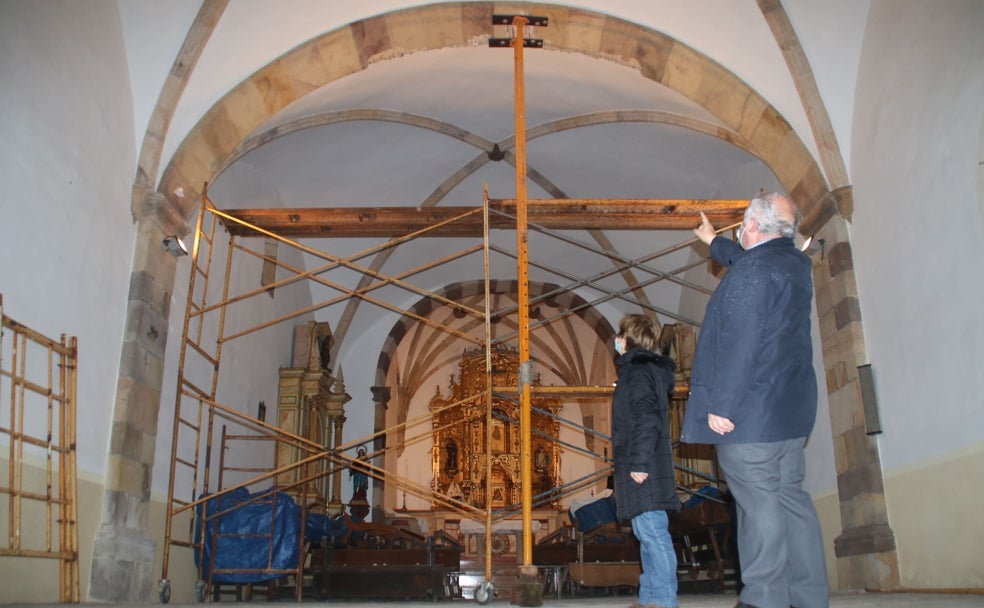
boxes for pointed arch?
[373,279,613,387]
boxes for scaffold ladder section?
[161,193,229,589]
[0,294,80,603]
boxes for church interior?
[1,1,983,604]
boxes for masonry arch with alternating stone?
[92,2,897,601]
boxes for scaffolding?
[158,15,745,603]
[158,181,742,602]
[158,190,505,601]
[0,294,80,603]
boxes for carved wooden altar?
[428,346,563,510]
[276,321,351,514]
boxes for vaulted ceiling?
[142,3,834,435]
[202,43,783,359]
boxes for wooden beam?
[221,199,748,237]
[494,383,690,399]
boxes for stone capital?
[133,184,189,237]
[801,184,853,236]
[370,385,392,407]
[830,185,854,221]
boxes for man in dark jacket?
[681,193,828,608]
[612,314,680,608]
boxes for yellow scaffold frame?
[157,15,745,604]
[0,295,80,603]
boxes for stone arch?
[373,279,613,387]
[158,1,830,222]
[373,279,616,511]
[375,279,613,451]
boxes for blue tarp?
[194,488,301,583]
[682,485,721,508]
[304,511,351,545]
[569,494,618,532]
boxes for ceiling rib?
[222,199,748,237]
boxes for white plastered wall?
[850,0,984,589]
[0,1,136,601]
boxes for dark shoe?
[735,602,760,608]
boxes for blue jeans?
[631,509,678,607]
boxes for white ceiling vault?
[131,1,846,440]
[205,43,782,359]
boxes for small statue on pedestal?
[349,447,371,519]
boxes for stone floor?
[187,595,978,608]
[18,592,984,608]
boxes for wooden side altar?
[275,321,351,514]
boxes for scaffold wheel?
[158,580,171,604]
[474,580,494,605]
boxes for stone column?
[324,370,350,515]
[808,206,900,591]
[89,188,187,601]
[370,385,390,520]
[327,413,346,514]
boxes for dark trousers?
[717,438,829,608]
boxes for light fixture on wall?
[163,235,188,257]
[801,235,825,258]
[857,364,882,435]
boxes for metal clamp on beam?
[518,360,534,387]
[489,38,544,48]
[490,13,548,48]
[492,14,549,26]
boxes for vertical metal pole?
[46,342,54,555]
[482,187,494,584]
[511,15,535,572]
[12,328,24,553]
[65,335,79,602]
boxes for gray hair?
[744,192,800,238]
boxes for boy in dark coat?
[611,314,680,608]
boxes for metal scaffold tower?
[157,14,746,604]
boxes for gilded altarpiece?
[276,322,351,514]
[428,347,563,510]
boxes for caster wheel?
[474,580,494,605]
[195,579,208,602]
[158,580,171,604]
